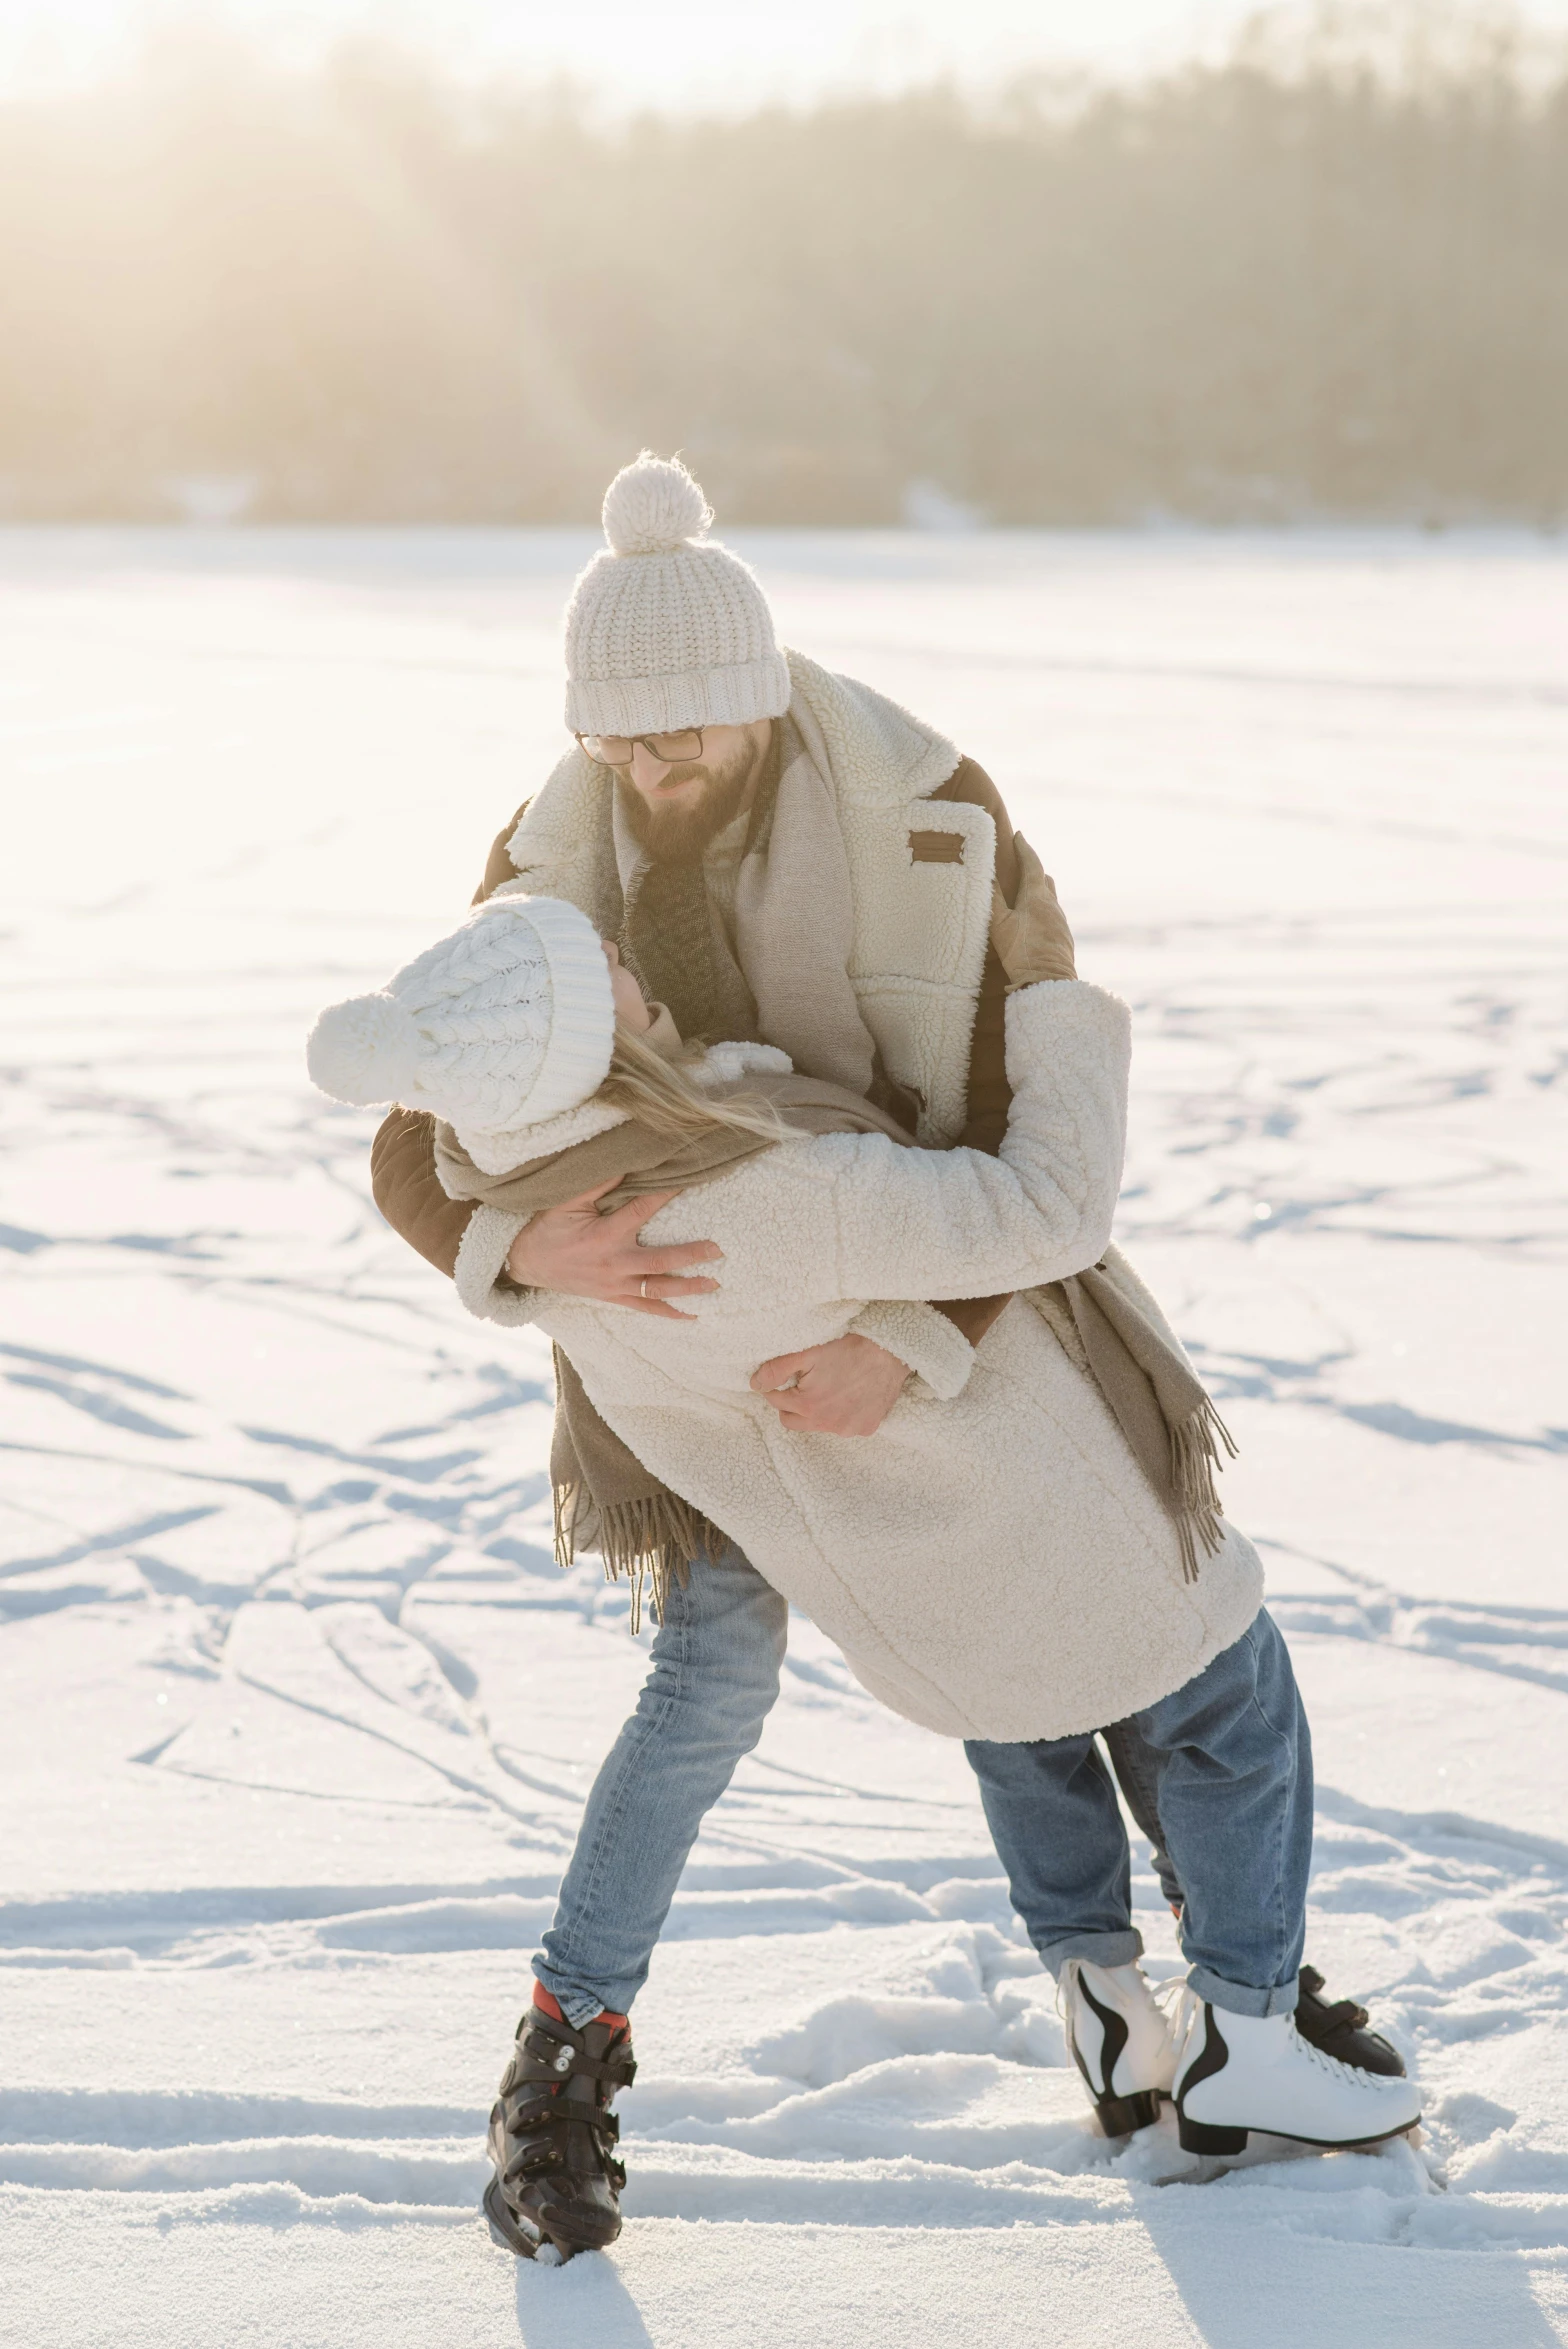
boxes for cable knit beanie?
[305,893,616,1138]
[563,453,791,736]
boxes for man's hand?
[990,834,1077,987]
[506,1181,721,1319]
[750,1333,909,1435]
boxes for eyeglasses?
[576,728,707,770]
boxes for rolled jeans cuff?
[1188,1963,1300,2019]
[531,1962,617,2031]
[1037,1927,1144,1976]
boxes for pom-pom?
[306,992,426,1106]
[601,452,712,556]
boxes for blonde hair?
[596,1022,789,1146]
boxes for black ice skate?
[484,2002,636,2264]
[1293,1964,1406,2078]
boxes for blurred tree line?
[1,7,1565,524]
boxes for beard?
[617,736,759,867]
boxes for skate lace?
[1159,1983,1392,2092]
[1286,2014,1387,2090]
[1153,1974,1200,2054]
[1052,1960,1078,2029]
[1152,1974,1189,2022]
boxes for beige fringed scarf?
[1048,1269,1237,1584]
[437,1071,1236,1621]
[549,1346,722,1633]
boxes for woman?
[308,879,1420,2261]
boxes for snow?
[2,525,1566,2346]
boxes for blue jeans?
[537,1549,1310,2026]
[535,1544,788,2023]
[965,1609,1312,2017]
[1102,1716,1185,1913]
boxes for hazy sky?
[8,0,1568,105]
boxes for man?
[372,454,1410,2260]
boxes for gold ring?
[640,1276,651,1300]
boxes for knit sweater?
[451,982,1264,1743]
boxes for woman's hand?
[506,1181,721,1318]
[750,1334,910,1435]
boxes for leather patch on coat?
[908,830,964,864]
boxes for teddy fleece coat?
[454,981,1265,1743]
[503,649,1002,1147]
[370,659,1029,1292]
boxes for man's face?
[617,721,769,866]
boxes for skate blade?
[483,2177,572,2263]
[482,2176,616,2265]
[1155,2136,1326,2188]
[1094,2087,1164,2139]
[1156,2123,1422,2187]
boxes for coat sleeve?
[367,800,533,1276]
[813,980,1130,1303]
[369,1108,474,1277]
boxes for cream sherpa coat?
[454,982,1264,1743]
[503,648,997,1146]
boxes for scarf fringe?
[1168,1398,1239,1584]
[553,1479,725,1635]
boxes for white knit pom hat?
[563,452,792,737]
[305,893,616,1138]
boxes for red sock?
[532,1982,629,2034]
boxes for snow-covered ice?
[1,527,1565,2346]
